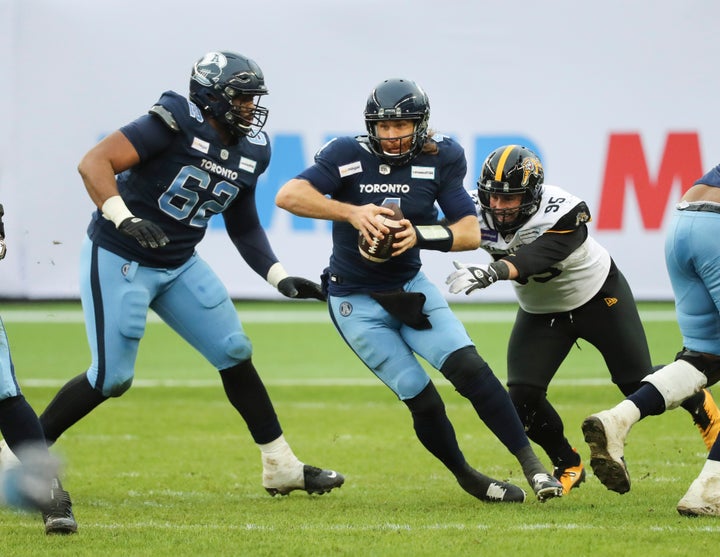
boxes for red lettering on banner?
[597,133,703,230]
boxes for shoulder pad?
[148,105,180,132]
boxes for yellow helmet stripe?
[494,145,518,181]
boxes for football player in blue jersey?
[582,164,720,515]
[446,145,719,496]
[0,205,77,534]
[276,79,563,503]
[0,51,345,515]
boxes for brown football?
[358,202,405,263]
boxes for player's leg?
[403,272,562,501]
[154,254,342,496]
[505,309,583,494]
[329,290,525,503]
[0,318,73,534]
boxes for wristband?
[489,260,510,280]
[414,225,454,252]
[266,262,289,288]
[101,195,135,228]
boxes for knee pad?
[642,359,707,410]
[222,332,253,365]
[440,346,489,395]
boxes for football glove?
[118,217,170,249]
[446,260,501,295]
[278,276,326,301]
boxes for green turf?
[0,301,715,556]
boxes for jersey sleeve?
[502,201,591,278]
[435,139,475,222]
[296,137,350,195]
[119,113,177,161]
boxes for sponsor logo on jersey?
[200,158,238,180]
[411,166,435,180]
[604,297,618,307]
[239,157,257,174]
[191,137,210,154]
[339,161,363,177]
[481,229,499,242]
[359,183,411,194]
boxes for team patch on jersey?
[191,137,210,154]
[411,166,435,180]
[481,228,499,242]
[339,301,353,317]
[339,161,363,177]
[187,99,204,123]
[379,164,391,175]
[239,157,257,173]
[576,211,590,225]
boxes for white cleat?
[677,475,720,516]
[582,410,631,494]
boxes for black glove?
[278,276,327,301]
[0,203,6,260]
[119,217,170,249]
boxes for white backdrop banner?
[1,0,718,301]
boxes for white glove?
[446,260,500,295]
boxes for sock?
[613,398,643,426]
[220,360,282,444]
[698,457,720,478]
[0,396,47,451]
[514,445,548,483]
[39,373,108,445]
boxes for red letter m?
[597,133,702,230]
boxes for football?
[358,202,405,263]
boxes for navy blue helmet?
[364,78,430,166]
[477,145,544,235]
[189,51,269,137]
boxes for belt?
[677,201,720,214]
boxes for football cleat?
[553,460,586,495]
[42,478,78,535]
[265,464,344,496]
[582,412,631,494]
[677,475,720,517]
[531,473,563,502]
[455,465,526,503]
[692,389,720,451]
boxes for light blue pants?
[665,208,720,355]
[0,318,21,399]
[328,271,473,400]
[80,237,252,396]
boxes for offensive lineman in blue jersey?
[276,78,563,503]
[0,52,345,515]
[0,207,77,534]
[582,164,720,515]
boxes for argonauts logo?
[192,52,227,86]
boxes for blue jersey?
[87,91,276,271]
[298,135,474,295]
[695,164,720,187]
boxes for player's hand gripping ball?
[358,202,405,263]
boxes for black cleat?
[42,479,77,535]
[265,465,344,496]
[456,464,526,503]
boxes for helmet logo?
[192,52,228,87]
[521,157,543,187]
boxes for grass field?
[0,301,717,556]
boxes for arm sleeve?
[119,114,177,161]
[222,189,279,279]
[501,202,591,279]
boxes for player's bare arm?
[276,178,394,243]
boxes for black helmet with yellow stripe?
[477,145,544,235]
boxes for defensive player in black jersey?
[0,206,77,534]
[276,79,563,503]
[0,51,345,518]
[446,145,719,495]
